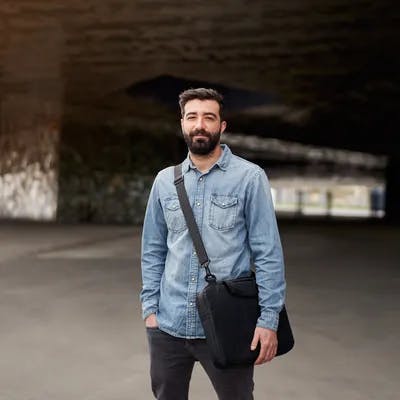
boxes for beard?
[182,128,222,155]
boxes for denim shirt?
[140,144,286,339]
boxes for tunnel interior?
[0,0,399,223]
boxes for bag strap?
[173,164,216,282]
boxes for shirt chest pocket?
[164,198,187,233]
[209,195,238,231]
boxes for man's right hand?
[145,313,158,328]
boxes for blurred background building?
[0,0,398,224]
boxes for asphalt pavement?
[0,219,399,400]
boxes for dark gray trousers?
[146,327,254,400]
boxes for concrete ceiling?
[1,0,399,155]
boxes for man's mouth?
[192,132,210,139]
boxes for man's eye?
[187,116,195,120]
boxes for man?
[140,88,286,400]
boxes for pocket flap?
[211,195,238,209]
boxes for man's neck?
[189,145,223,173]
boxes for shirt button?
[193,251,196,255]
[191,277,195,281]
[190,302,193,306]
[199,177,203,181]
[196,202,201,206]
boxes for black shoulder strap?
[173,165,216,282]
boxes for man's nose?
[194,117,206,129]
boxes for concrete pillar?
[326,190,333,217]
[296,189,303,215]
[0,26,64,220]
[385,156,400,224]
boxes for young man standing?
[140,88,286,400]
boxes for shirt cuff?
[142,306,158,321]
[256,310,279,331]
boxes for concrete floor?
[0,219,399,400]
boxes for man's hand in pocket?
[145,313,158,328]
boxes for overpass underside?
[0,0,399,223]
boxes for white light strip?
[222,133,387,169]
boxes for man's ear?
[221,120,227,133]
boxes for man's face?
[181,99,227,155]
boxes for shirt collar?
[181,144,232,173]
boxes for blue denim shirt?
[140,144,286,339]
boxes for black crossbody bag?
[174,165,294,369]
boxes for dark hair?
[179,88,224,119]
